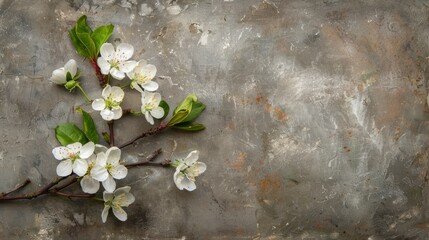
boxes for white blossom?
[173,150,206,191]
[92,85,124,121]
[102,186,135,223]
[97,43,137,80]
[50,59,78,85]
[126,60,158,92]
[52,142,95,177]
[90,147,128,192]
[140,91,164,125]
[80,154,100,194]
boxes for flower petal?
[101,109,115,121]
[144,111,154,125]
[152,93,162,106]
[139,64,157,81]
[50,68,67,84]
[106,147,121,165]
[92,98,106,111]
[86,154,96,165]
[110,86,125,102]
[131,81,144,93]
[112,206,128,221]
[67,142,82,154]
[116,43,134,60]
[79,142,95,159]
[64,59,77,77]
[73,158,89,176]
[192,162,207,176]
[103,191,114,202]
[80,175,100,194]
[110,165,128,179]
[102,175,116,193]
[141,81,159,92]
[111,107,123,120]
[56,159,73,176]
[102,85,112,99]
[181,178,197,191]
[113,193,135,207]
[118,60,137,73]
[110,68,125,80]
[95,144,108,154]
[173,170,184,190]
[91,164,109,181]
[101,206,110,223]
[97,57,111,75]
[114,186,131,196]
[52,147,70,160]
[100,43,115,61]
[150,106,164,119]
[184,150,199,165]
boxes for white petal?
[110,165,128,179]
[106,147,121,165]
[64,59,77,77]
[92,98,106,111]
[50,68,67,84]
[139,64,157,80]
[144,111,154,125]
[80,175,100,194]
[52,147,70,160]
[114,186,131,196]
[56,159,73,176]
[101,109,114,121]
[182,178,197,191]
[126,70,135,80]
[103,191,114,202]
[112,206,127,221]
[67,142,82,154]
[118,60,137,73]
[73,158,89,176]
[150,107,164,119]
[110,68,125,80]
[152,93,162,106]
[173,171,184,190]
[96,152,107,166]
[114,192,135,207]
[97,57,111,75]
[86,154,96,165]
[191,162,207,176]
[102,85,112,99]
[116,43,134,60]
[110,86,125,102]
[131,81,144,93]
[100,43,115,61]
[91,164,109,181]
[111,107,123,120]
[102,175,116,192]
[79,142,95,159]
[95,144,108,154]
[141,81,159,92]
[184,150,199,165]
[101,206,110,223]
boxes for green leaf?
[76,32,97,59]
[55,123,88,146]
[69,28,91,58]
[75,15,92,34]
[91,24,114,55]
[77,108,99,143]
[167,109,189,126]
[182,100,206,123]
[174,93,197,114]
[66,72,72,82]
[159,100,170,121]
[172,122,205,131]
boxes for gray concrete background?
[2,0,429,239]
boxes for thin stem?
[120,83,131,89]
[0,176,67,201]
[108,121,114,146]
[107,74,111,85]
[118,122,168,149]
[90,60,107,88]
[54,191,95,198]
[0,179,31,197]
[76,84,92,103]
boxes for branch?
[0,178,31,197]
[118,122,168,149]
[108,121,114,146]
[124,148,171,169]
[54,192,95,198]
[0,176,67,201]
[90,60,107,87]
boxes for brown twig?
[90,60,107,87]
[54,192,95,198]
[0,177,68,201]
[0,178,31,197]
[118,122,168,149]
[108,121,114,146]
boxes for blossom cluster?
[49,40,206,223]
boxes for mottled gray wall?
[2,0,429,239]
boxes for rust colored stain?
[229,152,247,171]
[343,146,351,153]
[257,96,288,123]
[260,175,281,193]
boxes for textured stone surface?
[2,0,429,239]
